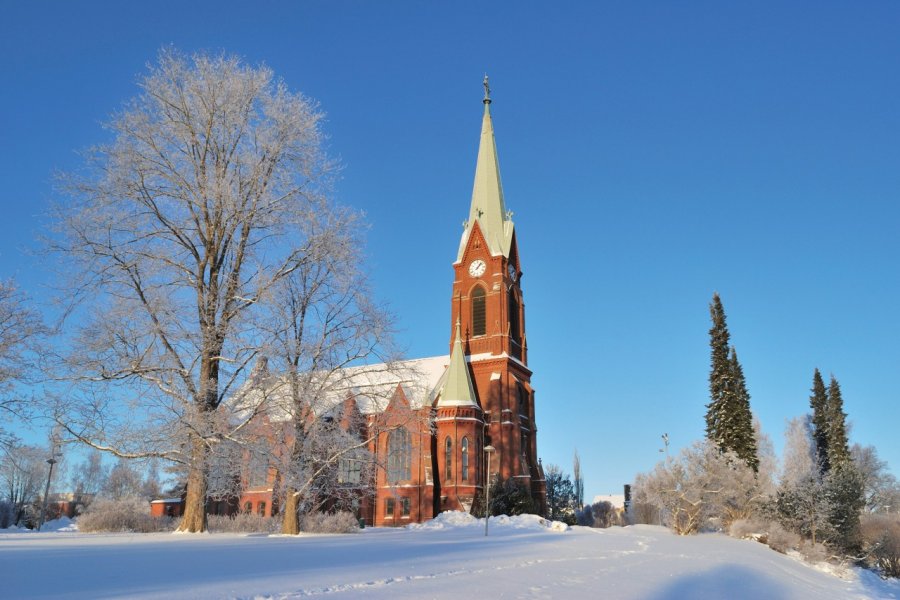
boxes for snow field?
[1,515,897,599]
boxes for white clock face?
[468,259,487,278]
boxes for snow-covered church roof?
[235,355,452,422]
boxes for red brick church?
[154,82,547,525]
[363,80,547,525]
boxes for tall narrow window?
[445,436,453,480]
[386,497,395,518]
[387,428,411,482]
[509,291,521,344]
[258,501,266,517]
[461,437,470,481]
[471,286,486,336]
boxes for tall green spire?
[457,75,514,261]
[437,320,478,407]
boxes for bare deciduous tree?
[0,441,48,527]
[851,444,900,515]
[51,48,338,532]
[0,280,45,449]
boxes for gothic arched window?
[387,428,412,482]
[471,286,486,337]
[461,437,470,481]
[445,436,453,480]
[509,290,521,344]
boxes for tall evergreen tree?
[729,348,758,472]
[825,375,851,467]
[705,293,758,470]
[706,293,734,448]
[809,369,830,475]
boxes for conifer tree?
[825,375,851,467]
[706,293,734,449]
[809,369,830,474]
[705,293,758,470]
[729,348,758,472]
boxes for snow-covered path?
[2,519,897,599]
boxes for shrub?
[300,511,360,534]
[799,541,830,563]
[766,524,803,555]
[207,513,281,534]
[729,518,801,554]
[861,514,900,579]
[78,496,174,533]
[488,478,537,517]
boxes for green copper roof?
[457,81,515,261]
[437,321,478,407]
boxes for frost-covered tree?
[70,450,108,500]
[705,294,757,470]
[105,459,145,500]
[590,500,623,528]
[0,441,48,527]
[51,49,340,532]
[852,444,900,514]
[0,280,45,450]
[634,441,765,535]
[781,416,817,488]
[753,419,777,497]
[245,205,398,535]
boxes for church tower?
[439,78,546,514]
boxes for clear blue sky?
[2,2,898,500]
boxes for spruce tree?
[809,369,830,474]
[706,293,735,449]
[825,375,851,467]
[705,293,758,470]
[729,348,759,472]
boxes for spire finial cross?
[483,74,491,104]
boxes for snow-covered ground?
[2,513,898,599]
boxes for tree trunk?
[281,488,300,534]
[176,437,209,533]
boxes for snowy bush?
[799,541,830,563]
[77,496,175,533]
[861,514,900,579]
[300,511,360,534]
[207,513,281,534]
[729,518,801,554]
[766,525,804,554]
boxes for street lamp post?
[483,445,495,537]
[38,454,59,532]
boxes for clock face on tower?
[468,259,487,278]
